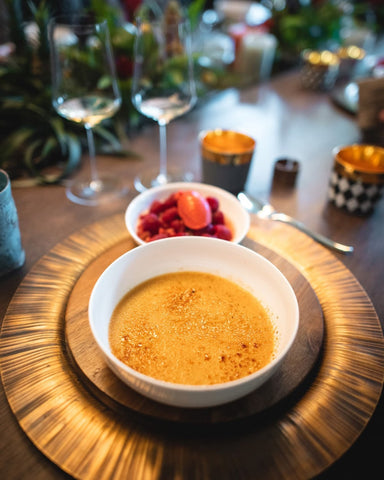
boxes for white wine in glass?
[49,15,127,206]
[131,16,197,192]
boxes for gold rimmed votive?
[329,144,384,215]
[337,45,365,79]
[337,45,365,63]
[200,129,256,194]
[300,49,340,91]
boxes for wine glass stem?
[85,123,99,184]
[159,121,167,182]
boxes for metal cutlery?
[237,191,354,255]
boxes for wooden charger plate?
[65,235,323,424]
[1,214,383,479]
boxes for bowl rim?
[125,182,251,245]
[88,236,299,394]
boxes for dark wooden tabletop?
[1,70,383,479]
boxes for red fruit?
[149,200,166,215]
[193,223,215,236]
[170,219,186,233]
[164,227,176,237]
[138,230,150,241]
[163,193,178,209]
[148,233,168,242]
[140,213,161,234]
[214,224,232,241]
[135,189,233,243]
[206,196,219,212]
[161,207,180,225]
[177,191,212,230]
[212,210,224,225]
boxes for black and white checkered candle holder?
[329,145,384,215]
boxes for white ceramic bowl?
[89,237,299,408]
[125,182,250,245]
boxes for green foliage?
[0,91,82,184]
[0,0,132,184]
[271,2,343,58]
[0,0,227,184]
[187,0,206,30]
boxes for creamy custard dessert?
[109,271,277,385]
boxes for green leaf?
[22,138,44,177]
[6,0,29,52]
[49,117,83,157]
[1,128,36,158]
[61,133,82,178]
[188,0,205,30]
[97,75,113,90]
[49,117,69,154]
[41,136,59,159]
[25,132,81,184]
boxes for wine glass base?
[134,168,194,193]
[66,176,129,206]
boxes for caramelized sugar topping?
[109,272,276,385]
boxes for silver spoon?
[237,191,354,255]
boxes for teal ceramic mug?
[0,169,25,276]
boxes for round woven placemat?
[1,214,383,479]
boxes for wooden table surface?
[1,71,383,479]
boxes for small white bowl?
[125,182,250,245]
[89,237,299,408]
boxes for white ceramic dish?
[89,237,299,408]
[125,182,250,245]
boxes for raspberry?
[161,207,180,225]
[147,232,168,242]
[212,210,224,225]
[140,213,161,234]
[163,193,178,209]
[135,190,233,242]
[170,219,186,233]
[149,200,166,215]
[164,227,176,237]
[193,223,215,236]
[214,224,232,240]
[206,196,219,212]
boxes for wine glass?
[49,15,128,206]
[131,17,197,192]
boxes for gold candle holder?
[337,45,365,79]
[300,49,340,91]
[200,129,256,194]
[329,144,384,215]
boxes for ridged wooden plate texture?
[65,236,324,424]
[1,214,383,480]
